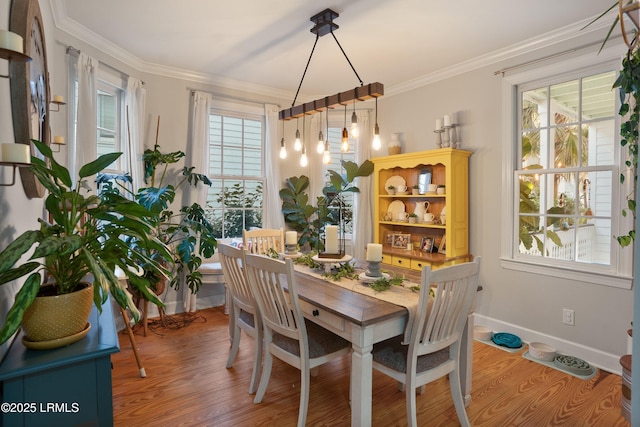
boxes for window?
[96,80,124,171]
[502,53,632,288]
[206,109,264,239]
[324,125,356,234]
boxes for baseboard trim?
[473,314,623,375]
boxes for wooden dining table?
[291,268,475,427]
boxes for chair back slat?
[243,228,285,255]
[218,243,254,314]
[244,254,305,342]
[413,258,481,355]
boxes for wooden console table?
[0,300,119,427]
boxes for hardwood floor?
[111,306,628,426]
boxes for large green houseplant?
[0,140,172,344]
[100,143,217,295]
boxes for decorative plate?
[554,354,593,375]
[385,175,406,190]
[387,200,405,218]
[492,332,522,348]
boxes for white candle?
[53,136,64,144]
[443,115,451,127]
[0,30,23,53]
[435,118,442,130]
[53,95,64,103]
[325,225,339,254]
[366,243,383,262]
[2,144,30,164]
[285,231,297,245]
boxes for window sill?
[500,258,632,289]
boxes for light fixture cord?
[330,31,363,87]
[291,34,320,107]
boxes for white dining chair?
[218,243,262,395]
[371,257,481,427]
[242,228,284,256]
[244,253,350,427]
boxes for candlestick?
[442,126,451,148]
[366,260,382,278]
[434,129,444,148]
[325,225,339,254]
[450,124,459,148]
[1,143,30,164]
[366,243,383,262]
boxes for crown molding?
[50,1,617,100]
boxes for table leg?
[350,327,374,427]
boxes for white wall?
[0,1,632,373]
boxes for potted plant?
[412,184,420,195]
[100,143,217,296]
[0,140,172,348]
[408,213,418,224]
[387,185,396,195]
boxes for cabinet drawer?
[410,259,429,271]
[391,255,411,268]
[299,300,345,333]
[381,254,391,265]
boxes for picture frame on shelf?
[391,233,411,248]
[438,235,447,254]
[385,232,394,246]
[420,236,434,253]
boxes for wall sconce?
[51,136,65,152]
[0,30,30,78]
[279,8,384,163]
[0,143,31,186]
[50,95,66,112]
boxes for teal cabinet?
[0,301,119,427]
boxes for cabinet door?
[410,258,428,271]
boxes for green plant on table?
[0,140,172,343]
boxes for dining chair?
[218,243,263,395]
[371,257,481,427]
[242,228,284,256]
[244,253,350,427]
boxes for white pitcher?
[413,201,430,220]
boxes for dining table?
[290,264,475,427]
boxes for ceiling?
[53,1,616,100]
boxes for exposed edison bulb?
[350,111,359,138]
[372,123,381,150]
[279,138,287,159]
[341,127,349,152]
[322,140,331,164]
[316,130,325,154]
[294,129,302,151]
[300,148,308,167]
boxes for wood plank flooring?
[111,306,629,426]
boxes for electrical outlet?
[563,308,575,326]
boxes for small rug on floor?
[475,338,525,354]
[522,351,598,380]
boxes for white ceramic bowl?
[528,342,557,361]
[474,325,493,341]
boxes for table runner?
[293,264,422,343]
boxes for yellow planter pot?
[21,283,94,345]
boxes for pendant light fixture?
[293,118,302,151]
[341,104,349,152]
[300,115,308,167]
[280,119,287,159]
[350,100,359,139]
[278,8,384,161]
[323,108,331,165]
[372,97,381,151]
[316,110,325,154]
